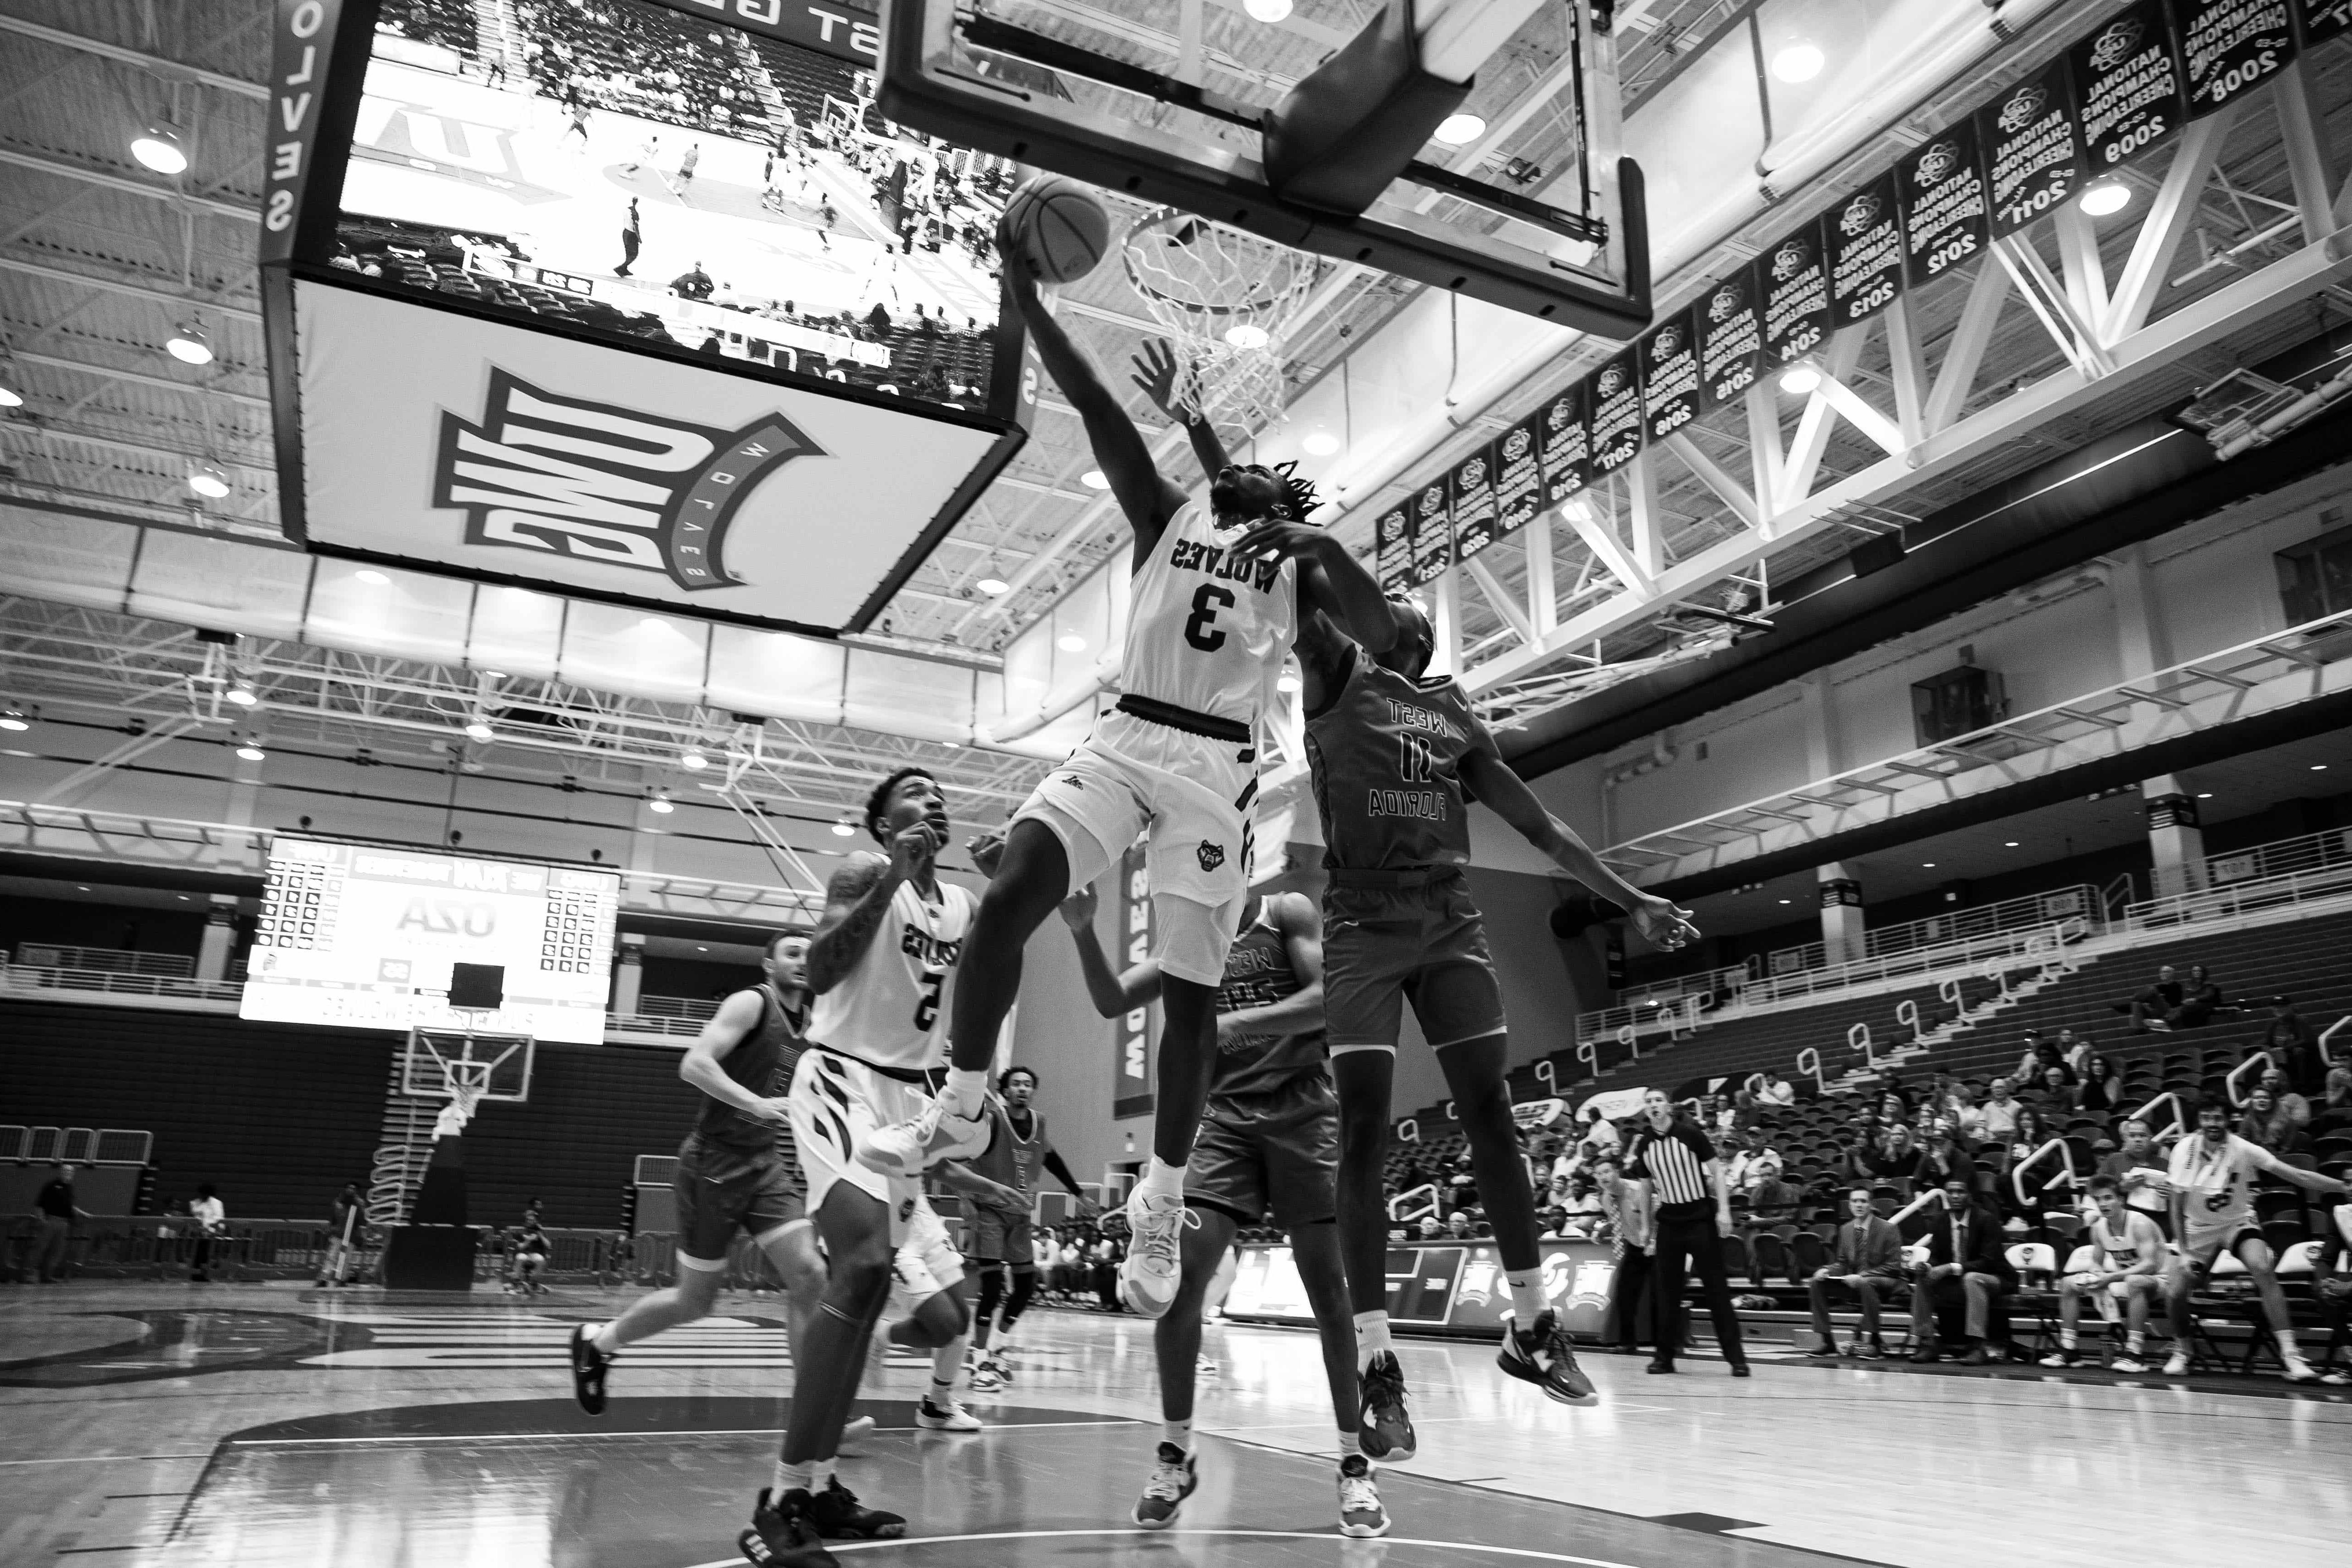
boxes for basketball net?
[433,1067,488,1139]
[1121,209,1324,431]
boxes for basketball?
[1002,176,1113,285]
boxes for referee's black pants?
[1649,1211,1745,1368]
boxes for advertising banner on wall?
[1224,1240,1619,1341]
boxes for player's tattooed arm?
[1056,883,1163,1016]
[805,853,903,994]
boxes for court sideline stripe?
[681,1531,1652,1567]
[227,1420,1135,1447]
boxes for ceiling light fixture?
[1057,632,1087,652]
[1434,112,1486,146]
[2079,179,2131,216]
[680,745,709,771]
[225,680,257,707]
[1223,323,1271,350]
[1922,861,1936,868]
[166,319,214,365]
[355,568,389,584]
[648,792,675,814]
[235,742,266,762]
[2314,763,2330,771]
[831,819,856,837]
[131,121,189,174]
[1778,363,1821,395]
[1301,430,1341,456]
[0,705,28,732]
[1080,469,1111,490]
[2004,841,2019,847]
[2197,792,2213,798]
[0,368,21,408]
[1242,0,1292,22]
[976,574,1011,596]
[188,460,231,499]
[464,718,495,743]
[1771,42,1825,83]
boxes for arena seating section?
[748,33,860,132]
[511,0,763,139]
[376,0,478,56]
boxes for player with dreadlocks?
[857,208,1396,1333]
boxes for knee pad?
[1152,891,1240,987]
[1004,1269,1037,1326]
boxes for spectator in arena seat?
[2042,1177,2164,1371]
[668,260,713,300]
[2077,1054,2121,1117]
[188,1183,227,1283]
[1416,1215,1442,1242]
[2236,1089,2308,1156]
[2056,1029,2094,1076]
[1731,1139,1784,1194]
[2259,1068,2312,1131]
[1807,1188,1905,1360]
[1866,1124,1926,1194]
[31,1162,85,1283]
[1908,1176,2016,1365]
[2124,964,2185,1031]
[2167,964,2222,1030]
[1979,1079,2024,1146]
[1445,1211,1474,1240]
[1763,1073,1796,1107]
[2096,1119,2176,1239]
[1917,1122,1976,1195]
[2262,997,2327,1095]
[1446,1152,1479,1212]
[2316,1193,2352,1384]
[1747,1170,1800,1226]
[2321,1066,2352,1129]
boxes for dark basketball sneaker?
[1133,1442,1199,1528]
[738,1488,839,1567]
[1357,1350,1417,1460]
[568,1324,611,1416]
[1499,1310,1598,1405]
[804,1477,905,1540]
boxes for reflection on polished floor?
[4,1281,2349,1568]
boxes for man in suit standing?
[1909,1175,2016,1364]
[1806,1187,1906,1359]
[617,199,641,279]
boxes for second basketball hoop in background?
[1003,176,1113,284]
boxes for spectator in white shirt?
[189,1183,226,1283]
[1763,1075,1796,1107]
[1731,1142,1785,1194]
[1978,1079,2023,1144]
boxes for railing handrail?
[2011,1136,2076,1209]
[2225,1049,2274,1109]
[2121,857,2352,930]
[1388,1182,1439,1222]
[2127,1090,2183,1136]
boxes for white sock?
[591,1321,622,1354]
[773,1458,814,1496]
[1162,1417,1193,1453]
[1355,1310,1393,1370]
[931,1333,968,1397]
[812,1456,836,1492]
[1505,1269,1545,1325]
[944,1069,987,1112]
[1335,1429,1361,1466]
[2126,1331,2144,1353]
[2278,1329,2304,1358]
[1136,1157,1186,1204]
[2057,1330,2076,1350]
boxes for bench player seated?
[2041,1176,2164,1372]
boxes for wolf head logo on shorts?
[1197,840,1226,873]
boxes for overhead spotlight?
[1922,861,1936,868]
[1056,632,1087,652]
[131,121,189,175]
[464,717,495,743]
[1080,469,1111,490]
[1778,898,1792,905]
[680,745,709,771]
[355,568,389,584]
[2196,792,2214,798]
[1772,43,1825,83]
[2079,178,2131,216]
[1434,113,1486,146]
[1276,670,1302,693]
[648,792,675,814]
[2004,840,2019,848]
[235,741,267,762]
[188,460,231,499]
[225,679,258,706]
[1242,0,1292,21]
[166,319,214,365]
[1301,430,1341,456]
[831,818,857,837]
[1778,364,1821,395]
[975,574,1011,596]
[0,704,28,732]
[1223,323,1271,350]
[0,365,21,408]
[2314,763,2330,771]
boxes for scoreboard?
[239,838,620,1044]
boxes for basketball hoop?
[1120,209,1325,430]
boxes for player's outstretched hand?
[1129,338,1194,423]
[887,818,940,881]
[994,211,1040,297]
[1631,896,1699,953]
[1058,883,1098,929]
[1073,1196,1102,1221]
[967,828,1007,877]
[1229,517,1324,563]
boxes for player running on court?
[1236,586,1697,1452]
[962,1065,1097,1392]
[2042,1175,2165,1371]
[1060,880,1386,1538]
[738,769,977,1561]
[857,219,1392,1323]
[2160,1102,2346,1380]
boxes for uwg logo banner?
[431,370,822,593]
[1112,846,1155,1122]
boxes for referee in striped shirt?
[1626,1088,1749,1376]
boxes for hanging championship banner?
[1588,348,1646,477]
[1493,416,1544,540]
[1760,226,1831,367]
[2303,0,2352,44]
[1695,270,1763,412]
[1980,57,2086,236]
[1900,122,1992,287]
[1538,384,1590,505]
[2173,0,2295,116]
[1408,479,1453,585]
[1826,172,1905,328]
[2074,1,2190,171]
[1375,502,1413,592]
[1450,447,1502,564]
[1639,308,1701,443]
[1111,848,1155,1121]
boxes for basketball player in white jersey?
[2041,1176,2164,1372]
[2159,1102,2345,1379]
[739,768,977,1558]
[859,216,1395,1326]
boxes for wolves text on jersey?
[1168,536,1283,594]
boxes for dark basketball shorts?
[967,1208,1035,1268]
[673,1132,805,1267]
[1185,1071,1339,1230]
[1320,869,1507,1052]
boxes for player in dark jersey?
[963,1066,1096,1391]
[1220,552,1696,1453]
[1060,881,1386,1539]
[569,930,831,1413]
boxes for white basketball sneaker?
[857,1096,989,1177]
[1118,1188,1194,1319]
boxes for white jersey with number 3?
[1124,503,1299,729]
[807,877,975,1073]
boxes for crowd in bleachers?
[510,0,767,139]
[375,0,478,57]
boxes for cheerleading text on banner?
[1760,225,1831,367]
[1449,447,1502,564]
[1538,385,1591,506]
[1980,56,2086,237]
[1899,121,1992,288]
[1375,502,1413,593]
[1639,309,1702,443]
[1492,416,1544,540]
[1695,271,1763,412]
[1408,479,1454,586]
[1587,348,1646,478]
[2172,0,2295,117]
[1111,846,1155,1121]
[1825,173,1905,329]
[2304,0,2352,46]
[2073,1,2190,171]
